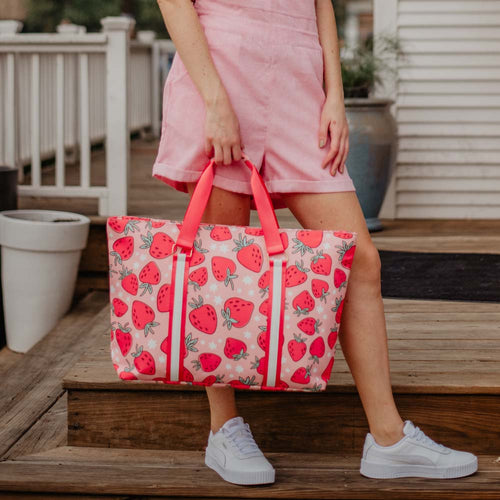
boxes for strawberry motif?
[192,353,221,372]
[292,230,323,256]
[333,231,354,239]
[188,295,217,334]
[309,337,325,364]
[108,216,139,235]
[310,250,332,275]
[285,259,310,287]
[157,283,171,313]
[146,219,166,229]
[250,355,267,375]
[335,241,356,269]
[311,279,330,303]
[190,239,209,267]
[332,297,345,324]
[291,365,312,385]
[245,227,264,236]
[140,231,175,259]
[229,375,258,388]
[182,367,194,382]
[160,335,168,354]
[188,267,208,290]
[138,261,160,295]
[292,290,315,316]
[259,298,269,316]
[132,300,159,336]
[110,236,134,265]
[221,297,254,329]
[328,328,338,349]
[224,338,249,361]
[115,322,132,356]
[210,225,233,241]
[333,268,347,290]
[202,374,225,385]
[321,357,335,384]
[180,332,199,359]
[130,344,156,375]
[119,371,137,380]
[232,233,263,272]
[297,317,322,336]
[119,267,138,296]
[112,298,128,317]
[288,333,307,361]
[257,326,268,351]
[211,256,238,290]
[258,270,270,296]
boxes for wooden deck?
[0,288,499,498]
[2,136,499,497]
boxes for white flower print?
[214,295,223,305]
[133,262,140,269]
[209,342,217,350]
[147,339,157,350]
[236,365,244,373]
[140,253,147,261]
[249,289,255,296]
[209,283,218,292]
[243,276,253,285]
[225,363,232,370]
[285,367,290,373]
[159,355,166,363]
[244,331,252,339]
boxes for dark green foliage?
[23,0,165,34]
[341,33,405,98]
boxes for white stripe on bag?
[170,252,187,382]
[267,257,284,387]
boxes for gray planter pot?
[344,98,398,232]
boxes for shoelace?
[408,425,447,451]
[222,422,261,456]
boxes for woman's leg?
[280,190,405,446]
[186,181,252,434]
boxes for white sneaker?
[360,420,478,479]
[204,416,275,485]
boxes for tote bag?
[107,153,357,392]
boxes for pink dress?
[152,0,357,210]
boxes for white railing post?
[374,0,398,219]
[100,16,134,216]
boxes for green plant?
[341,33,405,98]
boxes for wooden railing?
[0,17,176,216]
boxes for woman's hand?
[318,95,349,176]
[204,92,244,166]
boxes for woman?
[153,0,478,485]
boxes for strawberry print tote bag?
[106,153,358,392]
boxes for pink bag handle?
[175,152,285,256]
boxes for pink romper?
[152,0,357,210]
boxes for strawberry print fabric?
[107,215,357,392]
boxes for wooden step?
[0,446,499,499]
[62,298,500,455]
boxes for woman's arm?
[156,0,243,165]
[315,0,348,176]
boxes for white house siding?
[375,0,500,219]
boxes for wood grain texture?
[0,291,109,459]
[0,447,499,499]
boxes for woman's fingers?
[330,133,345,175]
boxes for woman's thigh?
[186,182,252,226]
[280,191,381,280]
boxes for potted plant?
[341,33,405,231]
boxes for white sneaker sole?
[360,456,478,479]
[205,447,275,485]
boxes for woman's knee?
[350,241,381,283]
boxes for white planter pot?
[0,210,90,353]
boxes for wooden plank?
[3,393,68,460]
[65,387,500,454]
[0,291,109,459]
[0,447,498,499]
